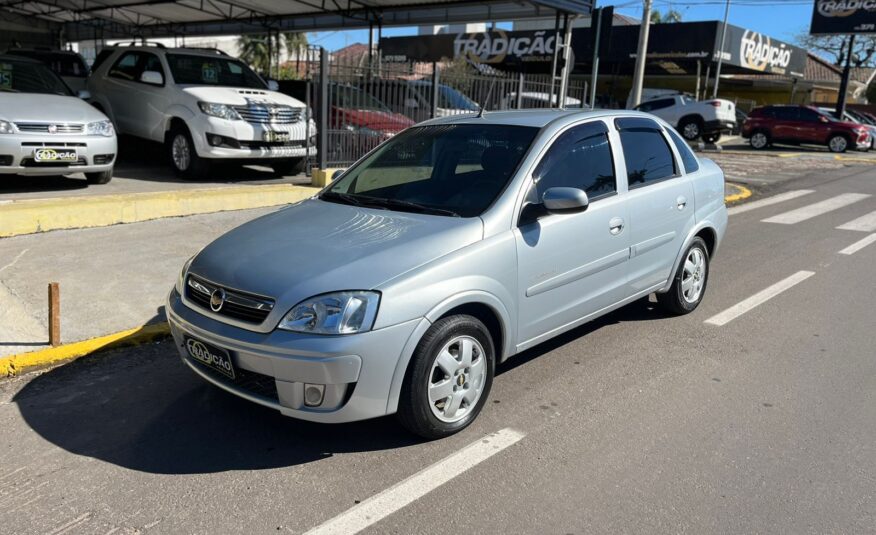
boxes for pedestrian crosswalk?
[836,210,876,232]
[761,193,871,225]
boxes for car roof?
[0,54,42,64]
[107,46,229,58]
[7,48,80,56]
[419,108,652,129]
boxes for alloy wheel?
[427,335,487,423]
[751,132,768,149]
[683,122,700,140]
[829,136,847,153]
[172,134,191,171]
[681,247,706,304]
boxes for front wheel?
[85,170,112,184]
[828,134,849,153]
[657,237,710,315]
[168,127,209,179]
[749,131,769,150]
[397,315,495,439]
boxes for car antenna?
[478,78,497,118]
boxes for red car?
[742,105,870,153]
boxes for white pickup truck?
[632,93,737,143]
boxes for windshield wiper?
[356,196,461,217]
[320,190,365,207]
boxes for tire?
[85,170,112,184]
[749,130,770,150]
[679,117,703,141]
[827,134,849,153]
[657,237,710,315]
[702,132,721,144]
[272,157,306,176]
[396,315,495,439]
[168,126,210,179]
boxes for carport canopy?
[0,0,593,42]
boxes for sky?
[309,0,815,51]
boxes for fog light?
[304,383,325,407]
[210,135,223,146]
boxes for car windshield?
[166,54,266,88]
[331,85,391,112]
[8,51,89,77]
[322,124,539,217]
[0,58,71,95]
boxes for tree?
[237,32,308,78]
[797,33,876,67]
[650,9,682,24]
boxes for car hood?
[0,93,108,123]
[332,107,415,132]
[189,198,483,328]
[181,86,304,107]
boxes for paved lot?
[0,136,310,202]
[1,164,875,533]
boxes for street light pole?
[629,0,653,108]
[712,0,731,98]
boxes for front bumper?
[166,288,422,423]
[191,115,317,161]
[0,134,116,176]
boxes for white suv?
[632,92,736,143]
[88,45,315,178]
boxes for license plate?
[185,337,235,379]
[33,148,78,163]
[263,131,290,142]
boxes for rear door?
[617,117,696,294]
[771,106,801,142]
[515,120,630,347]
[796,107,831,144]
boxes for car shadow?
[12,298,669,475]
[0,174,89,194]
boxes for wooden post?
[48,282,60,347]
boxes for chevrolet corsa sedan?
[166,110,728,438]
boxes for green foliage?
[237,32,309,77]
[650,9,682,24]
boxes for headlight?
[0,120,14,134]
[87,120,114,137]
[278,291,380,335]
[176,256,195,293]
[199,102,242,121]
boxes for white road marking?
[761,193,870,224]
[305,428,526,535]
[838,233,876,255]
[837,210,876,232]
[705,271,815,326]
[727,189,814,216]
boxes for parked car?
[87,45,316,178]
[359,80,478,123]
[5,48,90,94]
[407,80,479,117]
[0,54,116,184]
[742,105,870,153]
[328,83,415,162]
[633,92,736,143]
[819,106,876,151]
[166,109,727,438]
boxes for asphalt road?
[1,165,875,534]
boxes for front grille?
[93,154,115,165]
[233,105,303,125]
[15,123,84,134]
[21,157,87,167]
[188,355,279,401]
[186,274,274,324]
[21,141,87,147]
[238,140,305,150]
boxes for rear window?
[7,50,88,77]
[666,128,699,174]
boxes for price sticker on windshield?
[0,64,12,90]
[201,62,218,84]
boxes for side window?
[636,98,673,113]
[798,108,821,122]
[615,117,677,187]
[533,121,616,200]
[141,53,163,77]
[774,107,799,121]
[666,128,700,174]
[108,52,141,81]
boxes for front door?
[515,120,630,349]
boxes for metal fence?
[283,46,587,170]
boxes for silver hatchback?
[166,109,727,438]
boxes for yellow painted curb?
[0,184,320,238]
[312,168,344,188]
[724,183,752,204]
[0,322,171,378]
[834,154,876,164]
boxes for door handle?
[609,217,625,235]
[676,196,688,210]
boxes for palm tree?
[650,9,682,24]
[237,34,277,75]
[283,32,309,78]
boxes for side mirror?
[819,115,830,123]
[139,70,164,85]
[331,168,346,180]
[77,89,91,100]
[267,80,280,91]
[543,187,589,214]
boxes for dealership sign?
[811,0,876,34]
[738,30,795,73]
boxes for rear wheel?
[397,315,495,439]
[749,131,769,150]
[272,158,306,176]
[828,134,848,153]
[85,170,113,184]
[679,117,703,141]
[168,126,210,179]
[657,237,710,315]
